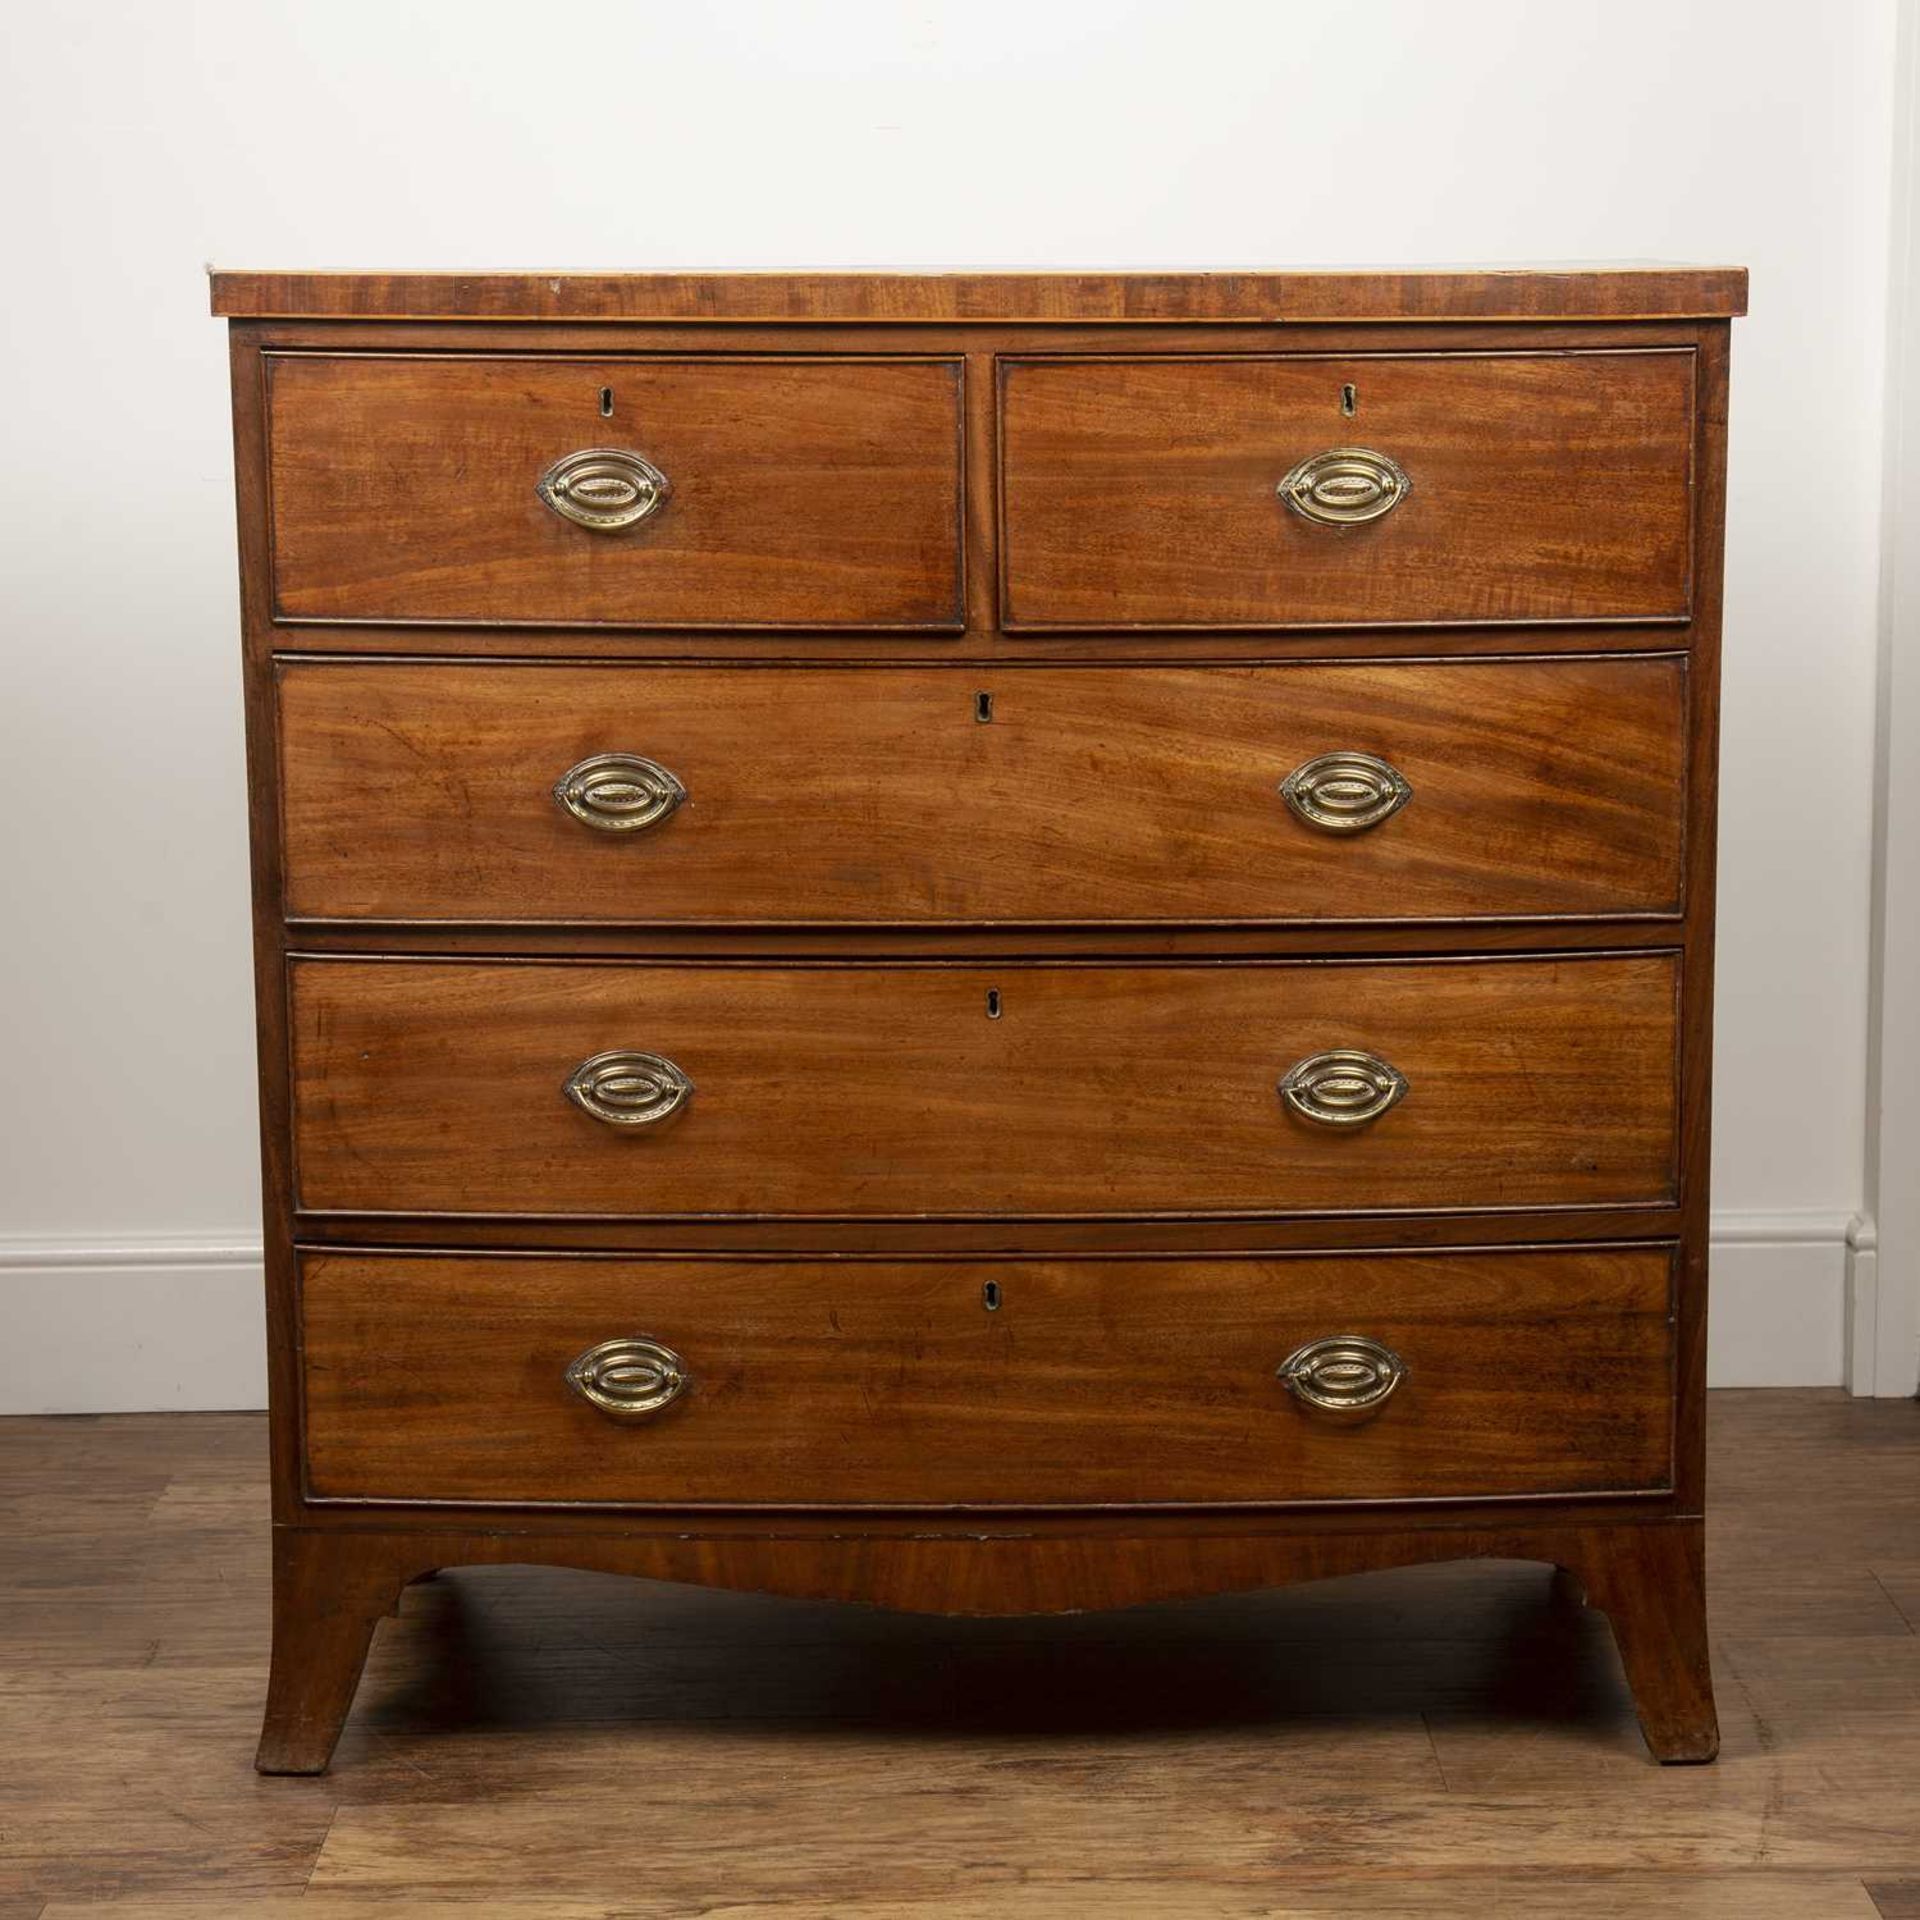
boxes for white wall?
[0,0,1898,1408]
[1862,0,1920,1398]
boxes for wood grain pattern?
[209,265,1751,323]
[296,1245,1675,1509]
[277,655,1688,926]
[252,1526,402,1775]
[293,1207,1685,1259]
[243,1515,1729,1770]
[1569,1511,1717,1762]
[1670,321,1729,1520]
[281,920,1703,962]
[233,316,1729,667]
[287,954,1681,1219]
[36,1889,1888,1920]
[1000,351,1695,627]
[266,354,965,628]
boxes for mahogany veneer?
[277,656,1688,925]
[298,1246,1677,1508]
[266,354,965,628]
[998,350,1697,628]
[287,955,1680,1219]
[215,265,1742,1774]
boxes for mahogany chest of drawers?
[212,266,1745,1771]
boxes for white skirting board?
[0,1236,267,1414]
[0,1213,1888,1414]
[1704,1212,1854,1390]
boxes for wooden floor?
[1,1392,1917,1917]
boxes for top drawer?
[999,351,1696,629]
[264,355,966,629]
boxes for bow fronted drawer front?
[264,354,966,629]
[287,954,1680,1220]
[998,350,1696,629]
[276,654,1688,926]
[297,1245,1677,1508]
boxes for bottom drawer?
[299,1246,1675,1508]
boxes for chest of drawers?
[213,266,1744,1772]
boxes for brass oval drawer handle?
[1279,446,1410,527]
[1280,751,1413,833]
[553,753,687,833]
[537,446,671,531]
[564,1049,693,1127]
[1278,1335,1406,1413]
[1279,1049,1408,1126]
[566,1336,689,1420]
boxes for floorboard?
[1,1389,1915,1916]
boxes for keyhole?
[982,1280,1002,1312]
[986,988,1002,1019]
[1340,383,1357,417]
[599,386,614,417]
[975,690,993,723]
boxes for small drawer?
[277,655,1687,926]
[265,354,965,629]
[999,351,1696,629]
[288,954,1679,1219]
[298,1245,1677,1507]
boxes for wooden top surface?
[209,266,1748,324]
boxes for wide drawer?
[277,656,1687,925]
[298,1245,1676,1507]
[264,354,966,628]
[999,351,1696,628]
[288,955,1679,1218]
